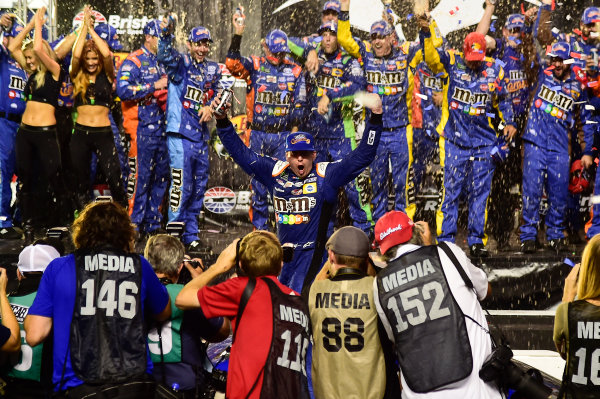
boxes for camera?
[480,344,552,399]
[199,366,227,399]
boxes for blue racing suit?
[226,34,306,231]
[338,15,420,222]
[423,30,515,247]
[0,44,26,228]
[117,46,168,234]
[216,114,382,292]
[520,64,592,242]
[158,33,222,244]
[303,46,373,232]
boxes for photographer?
[372,210,498,398]
[176,232,311,399]
[144,234,230,398]
[554,235,600,398]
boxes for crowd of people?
[0,0,597,261]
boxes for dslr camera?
[480,344,552,399]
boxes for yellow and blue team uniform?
[422,30,514,247]
[337,15,422,222]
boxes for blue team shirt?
[0,46,27,116]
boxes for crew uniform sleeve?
[579,90,596,157]
[158,33,184,85]
[289,70,306,127]
[216,118,277,189]
[141,259,170,315]
[421,25,450,76]
[225,34,254,81]
[337,12,362,59]
[116,58,156,101]
[322,113,382,202]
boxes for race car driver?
[212,92,382,293]
[158,20,222,251]
[226,14,306,231]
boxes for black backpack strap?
[232,277,256,344]
[437,242,474,291]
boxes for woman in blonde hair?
[8,7,64,242]
[553,235,600,398]
[69,6,125,211]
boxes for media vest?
[376,245,472,393]
[309,271,385,399]
[257,278,310,399]
[561,300,600,399]
[70,248,146,384]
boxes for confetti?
[563,58,575,65]
[563,258,575,267]
[415,93,428,100]
[593,195,600,204]
[585,105,596,110]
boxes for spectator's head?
[577,234,600,300]
[374,211,424,261]
[238,231,283,277]
[322,0,340,23]
[72,202,135,252]
[264,29,289,65]
[285,132,316,179]
[187,26,212,63]
[547,41,571,80]
[144,234,185,282]
[143,19,161,53]
[318,20,338,54]
[463,32,486,70]
[326,226,370,274]
[370,20,394,58]
[16,243,60,280]
[581,7,600,43]
[95,23,123,51]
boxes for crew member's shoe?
[23,226,35,246]
[469,243,488,258]
[0,227,23,240]
[548,238,568,254]
[520,240,536,254]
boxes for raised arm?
[8,16,34,70]
[225,11,254,80]
[88,20,114,79]
[476,0,495,36]
[534,0,555,48]
[53,29,77,61]
[33,7,60,80]
[70,11,88,78]
[419,16,450,76]
[337,0,362,59]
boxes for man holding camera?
[176,231,311,399]
[144,234,230,397]
[373,210,499,398]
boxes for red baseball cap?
[463,32,486,62]
[374,211,415,255]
